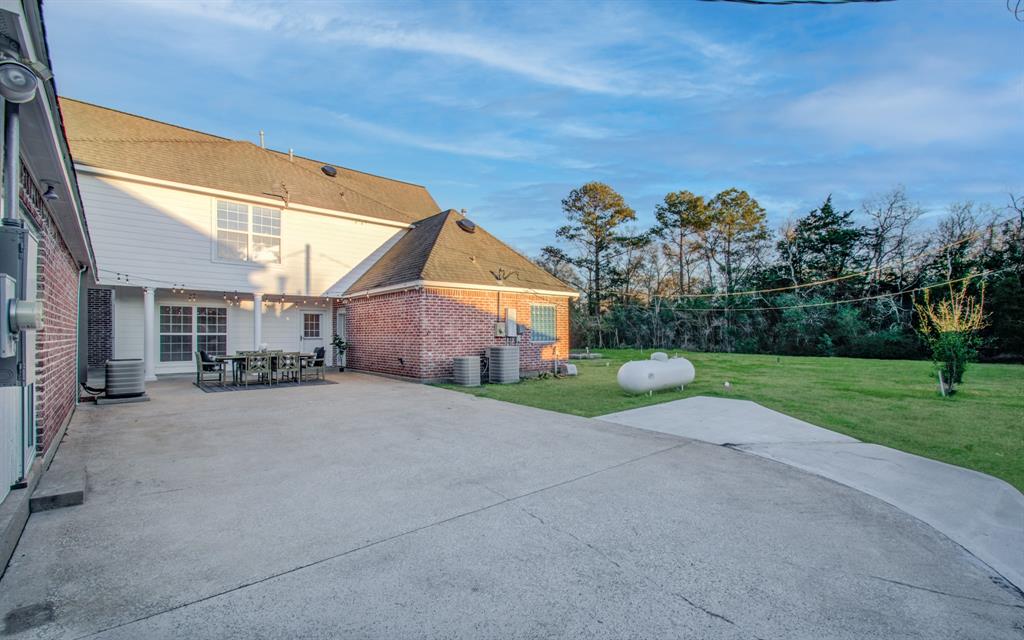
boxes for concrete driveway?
[1,374,1021,639]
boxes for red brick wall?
[338,286,571,381]
[22,169,81,455]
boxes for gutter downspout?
[3,100,20,222]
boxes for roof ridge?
[67,137,238,144]
[251,141,420,220]
[415,210,457,278]
[58,96,233,142]
[263,147,430,190]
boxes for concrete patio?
[1,374,1021,639]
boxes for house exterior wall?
[340,287,571,381]
[77,171,405,296]
[22,169,82,454]
[104,287,334,375]
[86,288,113,367]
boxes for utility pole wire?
[696,0,895,6]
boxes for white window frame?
[159,304,228,362]
[302,312,323,339]
[211,199,282,265]
[530,304,557,344]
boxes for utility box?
[504,307,518,337]
[0,224,24,385]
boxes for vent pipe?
[259,129,265,148]
[289,148,294,162]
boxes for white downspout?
[142,287,156,381]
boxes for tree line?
[537,182,1023,361]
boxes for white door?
[300,311,326,355]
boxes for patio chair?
[241,353,273,387]
[276,352,301,384]
[302,346,326,382]
[195,351,225,387]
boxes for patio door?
[300,311,326,355]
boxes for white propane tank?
[617,357,695,394]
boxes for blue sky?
[45,1,1021,255]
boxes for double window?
[159,305,227,362]
[215,200,281,263]
[530,304,557,343]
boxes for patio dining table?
[215,352,318,385]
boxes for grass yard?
[440,350,1024,492]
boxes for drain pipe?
[3,99,20,223]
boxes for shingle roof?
[346,210,576,295]
[58,98,439,225]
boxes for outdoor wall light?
[42,183,59,201]
[0,60,39,104]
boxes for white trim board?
[74,164,414,230]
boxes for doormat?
[193,378,338,393]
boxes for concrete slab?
[598,395,1024,593]
[598,396,858,445]
[740,441,1024,592]
[0,376,1020,639]
[29,429,85,513]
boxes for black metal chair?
[302,346,326,382]
[195,350,225,387]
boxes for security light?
[0,60,38,104]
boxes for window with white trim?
[216,200,281,263]
[530,304,556,343]
[159,305,193,362]
[160,305,228,362]
[303,313,321,338]
[196,307,228,356]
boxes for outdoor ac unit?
[453,355,481,387]
[105,359,146,398]
[487,345,519,384]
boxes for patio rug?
[193,379,338,393]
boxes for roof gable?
[59,98,439,225]
[346,210,576,295]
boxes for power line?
[609,269,1003,313]
[697,0,895,5]
[625,220,1009,301]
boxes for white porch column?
[142,287,157,381]
[253,293,263,349]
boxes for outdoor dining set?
[194,347,327,388]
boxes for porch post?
[142,287,157,381]
[253,293,263,349]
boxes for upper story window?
[215,200,281,263]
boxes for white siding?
[113,287,143,360]
[111,288,327,375]
[79,173,404,296]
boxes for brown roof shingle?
[346,210,576,295]
[59,98,439,225]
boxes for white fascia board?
[341,279,579,300]
[74,164,415,230]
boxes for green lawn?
[440,350,1024,492]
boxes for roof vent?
[457,218,476,234]
[321,165,337,177]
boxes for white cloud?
[782,75,1022,147]
[329,112,551,161]
[131,0,750,99]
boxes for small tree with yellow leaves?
[915,281,987,396]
